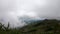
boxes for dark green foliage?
[0,19,60,34]
[20,19,60,34]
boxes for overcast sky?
[0,0,60,28]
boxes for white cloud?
[0,0,60,28]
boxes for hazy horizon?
[0,0,60,28]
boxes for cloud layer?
[0,0,60,28]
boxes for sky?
[0,0,60,28]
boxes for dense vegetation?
[0,19,60,34]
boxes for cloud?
[0,0,60,28]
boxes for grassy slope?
[0,19,60,34]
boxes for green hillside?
[0,19,60,34]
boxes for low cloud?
[0,0,60,28]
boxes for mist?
[0,0,60,28]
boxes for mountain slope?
[20,19,60,34]
[0,19,60,34]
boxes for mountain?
[18,16,45,24]
[0,19,60,34]
[19,19,60,34]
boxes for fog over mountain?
[19,16,45,24]
[0,0,60,28]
